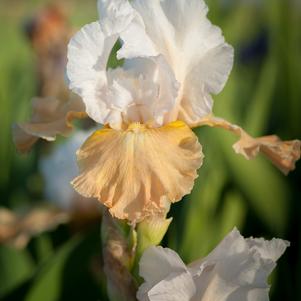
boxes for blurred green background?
[0,0,300,300]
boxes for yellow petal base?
[72,121,203,222]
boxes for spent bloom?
[137,228,289,301]
[13,95,86,153]
[13,5,87,154]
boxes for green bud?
[135,215,172,266]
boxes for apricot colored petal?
[72,121,203,222]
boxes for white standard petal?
[67,20,177,128]
[97,0,157,58]
[178,43,234,124]
[130,0,176,63]
[66,21,117,125]
[159,0,234,123]
[188,228,289,301]
[118,0,233,123]
[117,17,158,59]
[124,55,179,126]
[97,0,135,36]
[106,55,179,127]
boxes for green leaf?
[179,153,227,261]
[219,190,246,236]
[0,246,35,298]
[216,130,289,235]
[24,236,81,301]
[34,234,54,264]
[245,55,278,135]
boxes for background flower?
[39,130,94,210]
[138,228,289,301]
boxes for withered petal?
[0,207,69,249]
[195,115,301,175]
[13,96,87,153]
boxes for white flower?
[67,0,233,129]
[39,130,93,209]
[137,228,289,301]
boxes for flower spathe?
[66,0,301,222]
[137,228,290,301]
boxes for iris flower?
[65,0,300,223]
[14,0,300,223]
[137,228,289,301]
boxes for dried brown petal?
[0,207,69,249]
[195,115,301,175]
[233,134,301,175]
[101,209,137,301]
[0,208,18,242]
[25,4,72,98]
[13,96,87,153]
